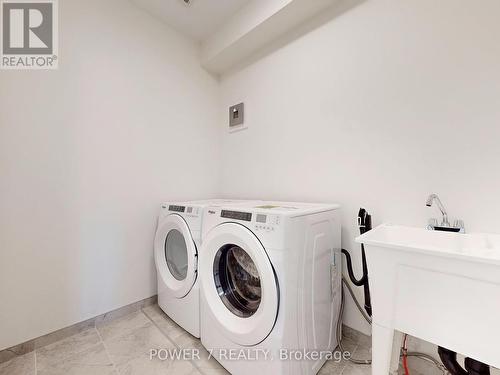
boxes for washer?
[154,199,251,338]
[199,201,342,375]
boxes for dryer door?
[200,222,279,346]
[154,214,197,298]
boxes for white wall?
[2,0,500,363]
[219,0,500,336]
[0,0,220,350]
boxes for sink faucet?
[426,194,450,227]
[425,194,465,233]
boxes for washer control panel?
[254,213,281,232]
[204,207,286,248]
[221,210,252,221]
[216,209,281,232]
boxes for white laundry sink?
[356,224,500,374]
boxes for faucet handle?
[428,218,438,229]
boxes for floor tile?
[37,343,115,375]
[103,321,175,367]
[340,362,371,375]
[342,326,371,351]
[0,341,35,364]
[318,337,363,375]
[318,360,346,375]
[117,354,200,375]
[142,304,201,351]
[338,336,359,353]
[36,328,101,370]
[397,356,440,375]
[170,330,200,349]
[189,341,229,374]
[349,344,371,365]
[3,304,455,375]
[0,352,35,375]
[197,368,230,375]
[96,311,151,342]
[138,307,231,375]
[142,305,193,344]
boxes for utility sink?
[356,224,500,374]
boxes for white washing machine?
[199,201,342,375]
[154,199,251,338]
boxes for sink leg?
[372,324,402,375]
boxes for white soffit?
[131,0,250,41]
[200,0,340,75]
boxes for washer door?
[154,214,197,298]
[201,223,279,346]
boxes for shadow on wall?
[223,0,367,77]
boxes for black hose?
[360,244,372,317]
[341,208,372,317]
[341,249,366,286]
[465,357,491,375]
[438,347,468,375]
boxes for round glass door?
[200,222,279,346]
[154,214,197,298]
[165,229,188,281]
[214,244,261,317]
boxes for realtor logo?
[1,0,58,69]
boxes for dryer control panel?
[161,204,201,216]
[168,205,185,212]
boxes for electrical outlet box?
[229,103,244,128]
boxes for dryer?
[199,201,342,375]
[154,199,250,338]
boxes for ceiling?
[131,0,251,42]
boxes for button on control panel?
[255,224,275,232]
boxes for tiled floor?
[0,304,421,375]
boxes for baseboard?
[0,295,157,364]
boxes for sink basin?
[357,223,500,265]
[355,224,500,374]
